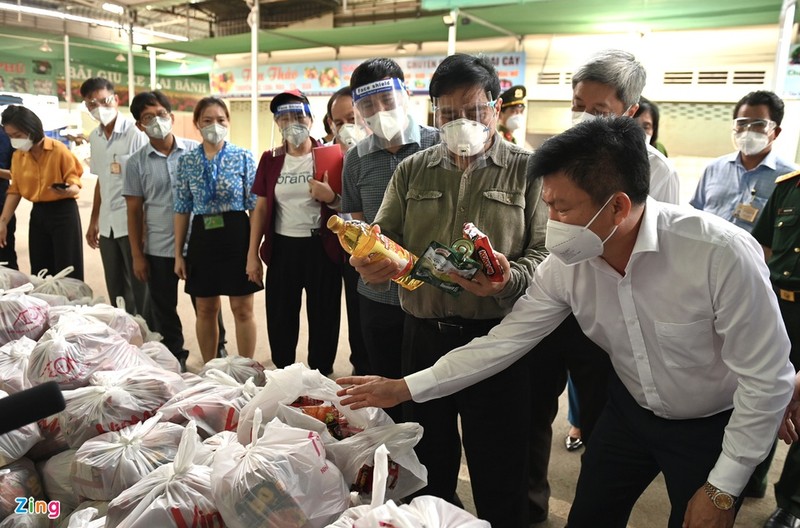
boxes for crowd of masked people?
[0,49,799,528]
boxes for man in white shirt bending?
[338,116,795,528]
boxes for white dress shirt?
[89,114,148,238]
[647,143,680,204]
[406,198,794,495]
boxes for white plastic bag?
[139,341,181,374]
[31,267,93,301]
[160,369,259,438]
[71,413,184,501]
[0,457,45,519]
[0,389,43,466]
[212,411,349,528]
[0,264,31,290]
[0,513,51,527]
[26,415,69,462]
[27,314,158,389]
[58,366,186,448]
[115,297,162,343]
[28,292,71,307]
[199,355,266,386]
[0,336,36,393]
[48,303,144,346]
[106,421,225,528]
[0,284,48,345]
[37,448,80,514]
[55,501,109,528]
[325,423,427,502]
[328,446,489,528]
[238,363,393,445]
[195,430,239,467]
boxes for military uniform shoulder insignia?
[775,170,800,184]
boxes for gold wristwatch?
[703,482,736,510]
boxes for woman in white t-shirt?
[247,90,343,374]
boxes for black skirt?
[185,211,263,297]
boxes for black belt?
[310,228,321,237]
[421,317,503,336]
[776,287,800,303]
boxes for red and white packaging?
[462,222,503,282]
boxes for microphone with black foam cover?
[0,381,66,436]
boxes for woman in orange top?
[0,105,84,279]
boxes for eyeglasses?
[83,95,115,110]
[140,111,171,126]
[732,118,776,134]
[434,101,497,123]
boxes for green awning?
[155,0,785,56]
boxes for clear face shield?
[271,102,314,150]
[433,91,498,170]
[353,77,419,156]
[731,117,776,156]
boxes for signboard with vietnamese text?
[0,59,210,112]
[210,52,526,97]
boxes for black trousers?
[774,298,800,516]
[29,200,83,280]
[359,295,405,422]
[265,233,342,374]
[0,193,17,269]
[402,315,531,528]
[528,314,611,520]
[99,231,148,317]
[146,255,186,358]
[342,262,370,375]
[568,373,734,528]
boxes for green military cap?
[500,85,526,109]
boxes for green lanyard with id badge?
[202,144,227,230]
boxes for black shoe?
[178,356,188,373]
[765,508,800,528]
[530,510,548,525]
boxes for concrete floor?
[10,171,789,527]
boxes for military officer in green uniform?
[752,169,800,528]
[498,84,527,144]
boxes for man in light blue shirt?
[691,90,798,233]
[124,91,226,370]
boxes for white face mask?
[505,114,525,131]
[645,133,653,145]
[10,137,33,152]
[440,118,490,157]
[571,111,597,126]
[91,106,118,126]
[545,194,618,266]
[281,123,310,148]
[364,109,405,140]
[144,116,172,140]
[733,130,769,156]
[336,123,366,149]
[201,123,228,145]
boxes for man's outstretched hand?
[336,375,413,410]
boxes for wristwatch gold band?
[703,482,736,511]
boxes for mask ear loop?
[584,193,617,230]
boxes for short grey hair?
[572,49,646,110]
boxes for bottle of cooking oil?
[327,215,423,291]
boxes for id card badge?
[203,214,225,230]
[734,203,759,223]
[110,161,121,174]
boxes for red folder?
[312,144,344,195]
